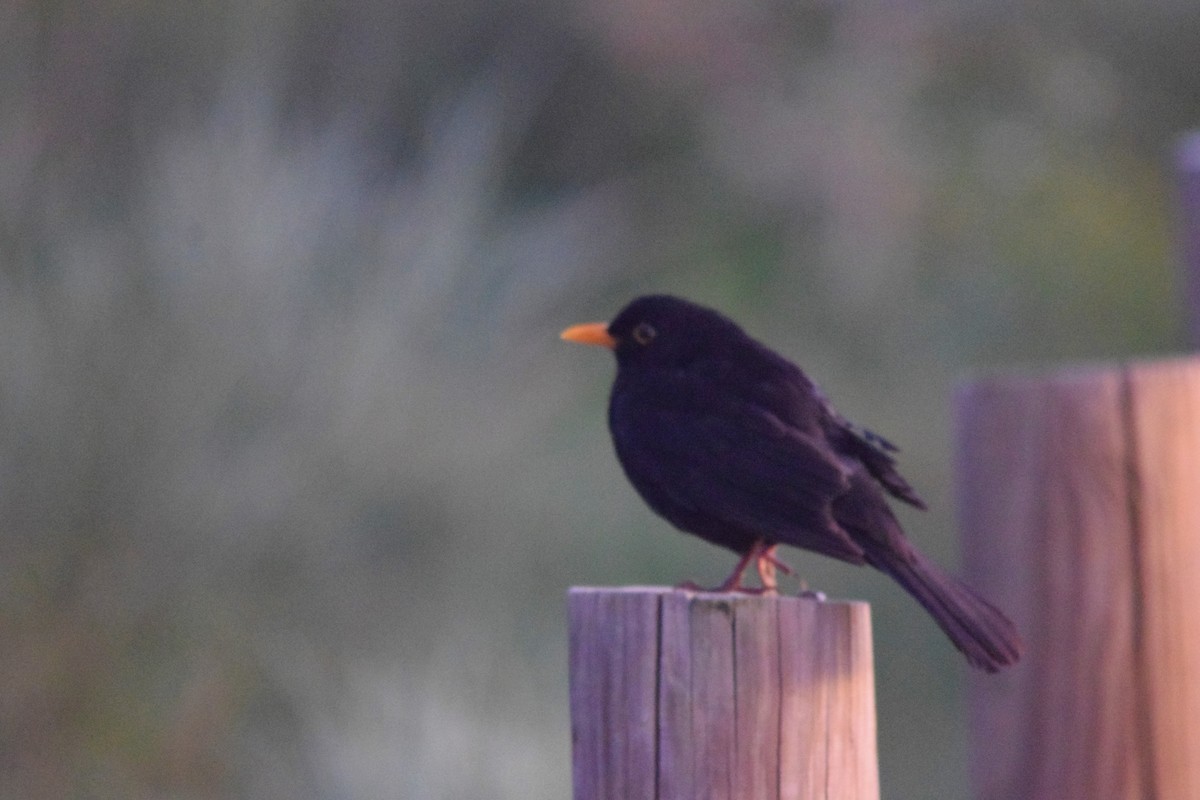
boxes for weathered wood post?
[955,358,1200,799]
[568,587,879,800]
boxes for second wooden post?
[956,357,1200,800]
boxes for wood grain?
[1126,359,1200,799]
[568,586,663,800]
[568,588,878,800]
[955,357,1200,800]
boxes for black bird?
[561,294,1022,672]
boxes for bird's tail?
[872,549,1024,672]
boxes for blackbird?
[561,294,1023,672]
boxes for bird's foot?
[672,578,777,595]
[675,541,787,594]
[737,585,780,596]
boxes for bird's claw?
[673,580,779,595]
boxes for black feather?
[574,294,1023,672]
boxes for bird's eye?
[632,322,657,345]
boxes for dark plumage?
[561,294,1023,672]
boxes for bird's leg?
[755,544,795,593]
[676,541,791,594]
[758,545,794,577]
[717,540,775,593]
[676,545,758,593]
[715,545,759,592]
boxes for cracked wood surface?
[568,587,878,800]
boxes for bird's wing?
[614,402,867,564]
[813,391,927,510]
[832,423,927,509]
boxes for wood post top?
[568,585,868,608]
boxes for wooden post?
[1177,131,1200,346]
[568,587,878,800]
[955,357,1200,800]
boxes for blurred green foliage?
[0,1,1194,798]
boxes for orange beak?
[561,321,619,350]
[560,321,617,349]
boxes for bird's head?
[560,294,744,370]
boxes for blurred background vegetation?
[1,1,1195,797]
